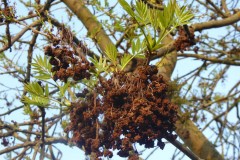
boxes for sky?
[0,0,239,160]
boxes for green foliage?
[93,0,193,72]
[0,52,6,59]
[119,38,146,70]
[23,104,32,115]
[103,37,146,71]
[135,0,149,25]
[119,0,194,52]
[59,81,70,98]
[61,120,69,130]
[23,0,194,109]
[118,0,135,17]
[22,82,50,107]
[120,53,132,70]
[175,5,194,25]
[131,38,146,58]
[32,55,53,80]
[89,55,109,75]
[104,44,118,66]
[82,76,98,89]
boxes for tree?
[0,0,239,159]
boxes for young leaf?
[105,44,118,65]
[175,5,194,25]
[22,96,49,107]
[45,83,49,97]
[24,81,44,96]
[131,38,146,56]
[89,55,109,75]
[59,81,70,97]
[135,0,149,24]
[32,55,52,80]
[22,82,50,107]
[120,54,132,70]
[118,0,135,17]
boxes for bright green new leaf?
[175,5,194,25]
[105,44,118,65]
[118,0,135,17]
[135,0,149,24]
[23,81,50,107]
[135,38,141,53]
[32,55,52,80]
[45,83,49,97]
[22,95,49,107]
[63,98,71,107]
[59,81,70,97]
[89,55,109,75]
[131,38,146,57]
[120,54,132,70]
[24,81,44,96]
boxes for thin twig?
[166,137,203,160]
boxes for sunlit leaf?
[32,55,52,80]
[59,81,70,97]
[118,0,135,17]
[23,82,50,107]
[89,55,109,76]
[105,44,118,65]
[120,54,132,70]
[135,0,149,24]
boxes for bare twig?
[166,137,203,160]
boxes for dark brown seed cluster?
[44,45,91,82]
[175,26,195,52]
[65,65,178,159]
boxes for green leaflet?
[32,55,52,80]
[90,0,193,72]
[22,81,50,107]
[119,0,193,52]
[89,55,109,75]
[120,54,132,70]
[104,44,118,66]
[135,0,149,24]
[118,0,135,17]
[59,81,70,97]
[175,5,194,25]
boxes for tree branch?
[0,137,68,155]
[152,11,240,60]
[193,11,240,31]
[166,137,203,160]
[0,21,42,53]
[61,0,115,53]
[178,53,240,66]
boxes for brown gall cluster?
[175,25,196,52]
[44,45,91,82]
[65,94,105,158]
[66,65,178,159]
